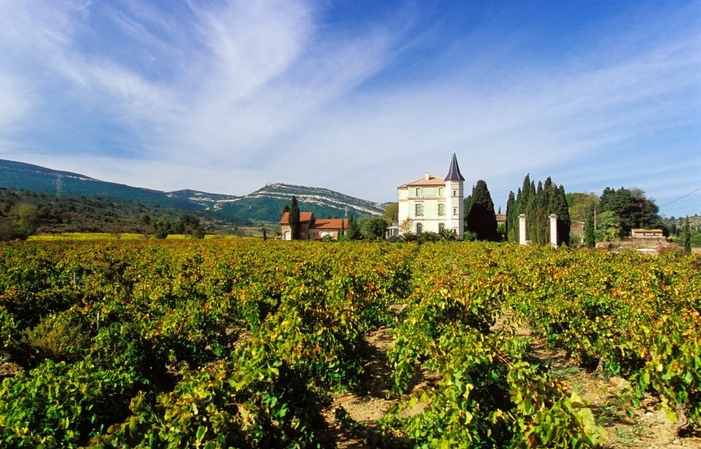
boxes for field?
[0,240,699,448]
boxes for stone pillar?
[549,214,558,248]
[518,214,527,245]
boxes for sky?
[0,0,699,216]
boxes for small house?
[280,211,348,240]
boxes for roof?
[279,211,314,225]
[397,154,465,189]
[445,152,465,181]
[280,212,347,230]
[398,174,446,188]
[312,218,348,230]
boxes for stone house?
[396,153,465,239]
[279,211,348,240]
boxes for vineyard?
[0,240,699,448]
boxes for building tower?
[444,152,465,238]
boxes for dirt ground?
[321,317,701,448]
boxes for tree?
[595,210,621,242]
[178,214,205,239]
[0,217,15,241]
[398,218,413,235]
[358,216,387,241]
[526,181,548,245]
[383,203,399,224]
[683,217,691,254]
[549,185,570,246]
[153,215,177,239]
[505,191,518,242]
[289,196,300,240]
[585,208,596,248]
[513,175,570,246]
[12,203,39,239]
[519,174,533,213]
[464,180,498,241]
[566,192,599,223]
[344,216,362,240]
[598,187,664,237]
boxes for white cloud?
[0,0,698,215]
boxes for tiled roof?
[312,218,348,230]
[398,154,465,188]
[280,212,347,230]
[398,174,445,188]
[279,211,314,225]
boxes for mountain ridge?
[0,159,385,224]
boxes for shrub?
[23,311,90,362]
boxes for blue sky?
[0,0,699,216]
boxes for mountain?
[0,159,385,225]
[211,183,385,223]
[0,159,203,210]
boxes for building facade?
[397,153,465,238]
[279,211,348,240]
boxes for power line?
[659,186,701,209]
[662,204,701,213]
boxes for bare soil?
[321,315,701,448]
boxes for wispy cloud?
[0,0,698,215]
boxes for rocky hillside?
[0,159,385,226]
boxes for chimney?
[424,172,430,180]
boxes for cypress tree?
[585,208,595,248]
[683,217,691,254]
[465,180,498,241]
[506,191,518,242]
[527,181,548,245]
[345,216,362,240]
[548,184,571,246]
[519,174,531,212]
[289,196,300,240]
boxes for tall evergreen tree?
[465,180,499,241]
[548,184,571,246]
[506,191,518,242]
[585,208,596,248]
[683,217,691,254]
[345,216,362,240]
[519,174,532,214]
[526,181,548,245]
[289,196,300,240]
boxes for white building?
[397,153,465,238]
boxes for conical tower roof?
[444,153,465,181]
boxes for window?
[415,187,422,197]
[453,207,459,216]
[416,223,423,234]
[452,189,458,197]
[438,223,445,233]
[439,187,444,197]
[438,204,445,216]
[415,203,424,217]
